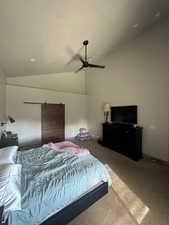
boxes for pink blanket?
[42,141,90,156]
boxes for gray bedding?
[7,147,111,225]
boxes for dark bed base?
[40,182,108,225]
[1,182,108,225]
[0,206,4,225]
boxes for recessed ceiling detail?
[0,0,169,77]
[154,11,161,17]
[29,58,36,63]
[132,24,139,29]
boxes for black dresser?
[0,133,19,148]
[102,122,143,161]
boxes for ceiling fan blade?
[66,46,84,65]
[88,63,105,69]
[67,55,78,65]
[76,54,85,64]
[75,65,84,73]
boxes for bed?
[1,143,111,225]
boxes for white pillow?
[0,146,18,165]
[0,164,22,212]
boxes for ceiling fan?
[75,40,105,73]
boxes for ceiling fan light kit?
[75,40,105,73]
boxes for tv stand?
[101,122,143,161]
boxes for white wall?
[7,71,86,94]
[6,85,88,146]
[86,19,169,161]
[0,68,6,123]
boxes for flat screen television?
[111,105,137,124]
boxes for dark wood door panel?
[43,129,64,137]
[43,122,64,130]
[41,104,65,144]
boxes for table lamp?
[104,103,111,123]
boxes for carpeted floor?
[68,139,169,225]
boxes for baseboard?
[143,154,169,166]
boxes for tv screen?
[111,105,137,124]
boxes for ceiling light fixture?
[154,11,160,17]
[132,24,139,29]
[29,58,36,62]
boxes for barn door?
[41,103,65,144]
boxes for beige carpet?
[69,187,137,225]
[68,139,169,225]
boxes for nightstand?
[0,134,19,148]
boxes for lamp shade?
[104,103,111,112]
[8,116,15,123]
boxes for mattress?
[7,147,111,225]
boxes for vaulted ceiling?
[0,0,169,77]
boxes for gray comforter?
[7,147,111,225]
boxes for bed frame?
[0,206,4,225]
[1,182,108,225]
